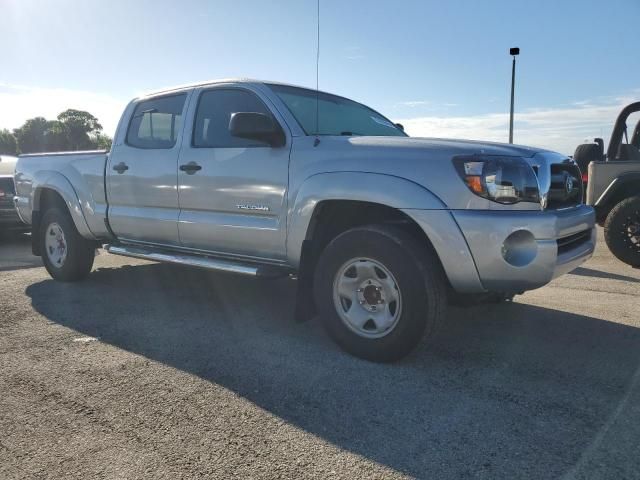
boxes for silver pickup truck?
[14,79,596,361]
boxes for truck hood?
[346,136,547,158]
[297,135,564,211]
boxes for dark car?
[0,155,28,233]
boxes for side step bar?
[104,244,288,277]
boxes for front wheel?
[314,225,447,362]
[40,207,95,281]
[604,196,640,267]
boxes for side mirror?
[395,123,405,132]
[229,112,285,147]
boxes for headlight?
[452,155,540,205]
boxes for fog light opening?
[501,230,537,267]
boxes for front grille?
[547,163,582,209]
[557,229,591,255]
[0,177,15,208]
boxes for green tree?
[93,132,113,151]
[13,117,49,154]
[44,120,71,151]
[0,129,18,155]
[57,109,103,150]
[13,110,112,154]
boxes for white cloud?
[398,100,430,107]
[0,84,127,136]
[397,93,640,155]
[343,46,365,60]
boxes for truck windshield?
[267,84,406,137]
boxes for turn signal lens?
[465,176,483,194]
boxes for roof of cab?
[134,78,348,102]
[136,78,312,100]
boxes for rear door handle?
[180,162,202,174]
[113,162,129,174]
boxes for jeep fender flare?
[595,172,640,208]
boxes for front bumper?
[451,204,595,292]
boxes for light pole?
[509,47,520,144]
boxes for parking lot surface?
[1,229,640,479]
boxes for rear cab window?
[126,94,187,149]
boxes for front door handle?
[113,162,129,174]
[180,162,202,174]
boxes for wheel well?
[31,188,68,256]
[38,188,67,212]
[596,182,639,224]
[302,200,446,280]
[306,200,420,246]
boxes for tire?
[573,143,602,174]
[313,224,447,362]
[39,207,95,281]
[604,196,640,267]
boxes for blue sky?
[2,0,639,153]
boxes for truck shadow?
[25,262,640,479]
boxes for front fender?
[286,171,446,266]
[32,171,95,239]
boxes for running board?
[104,244,288,277]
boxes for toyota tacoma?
[14,79,596,361]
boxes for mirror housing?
[395,123,404,132]
[229,112,285,147]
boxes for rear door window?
[126,94,187,149]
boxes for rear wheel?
[40,207,95,281]
[604,196,640,267]
[314,224,447,362]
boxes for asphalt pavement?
[1,229,639,479]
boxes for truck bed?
[14,150,110,238]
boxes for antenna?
[314,0,320,147]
